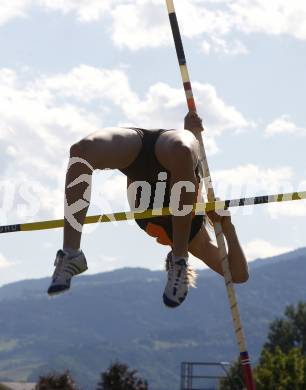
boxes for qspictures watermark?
[64,157,200,233]
[0,156,305,233]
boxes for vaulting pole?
[165,1,256,388]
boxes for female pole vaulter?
[47,112,248,308]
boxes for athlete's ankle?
[172,253,188,262]
[63,247,81,257]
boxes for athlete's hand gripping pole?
[165,1,256,388]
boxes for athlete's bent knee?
[70,139,93,159]
[173,141,195,162]
[170,143,197,175]
[70,142,81,158]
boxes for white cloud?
[39,67,235,157]
[230,0,306,41]
[265,115,306,137]
[175,0,233,38]
[110,0,170,50]
[212,164,306,219]
[0,67,107,223]
[266,179,306,218]
[193,83,252,135]
[86,253,120,274]
[88,170,129,219]
[0,65,250,224]
[244,238,293,261]
[122,81,251,141]
[0,68,17,85]
[98,173,127,206]
[213,164,294,199]
[109,0,240,52]
[0,0,114,26]
[109,0,306,51]
[40,0,112,22]
[0,0,31,25]
[267,196,306,218]
[40,65,139,106]
[179,1,306,42]
[2,0,306,55]
[0,253,15,269]
[201,37,248,56]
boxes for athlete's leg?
[155,130,200,307]
[47,127,142,296]
[64,127,142,250]
[155,130,200,257]
[188,224,249,283]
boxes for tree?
[254,346,306,390]
[219,302,306,389]
[218,359,245,390]
[97,362,148,390]
[0,385,11,390]
[264,302,306,354]
[35,371,80,390]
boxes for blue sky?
[1,0,306,286]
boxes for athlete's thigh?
[155,129,200,172]
[81,127,142,169]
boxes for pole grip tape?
[168,12,186,66]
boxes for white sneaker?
[47,249,88,296]
[163,252,196,308]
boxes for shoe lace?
[165,251,197,288]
